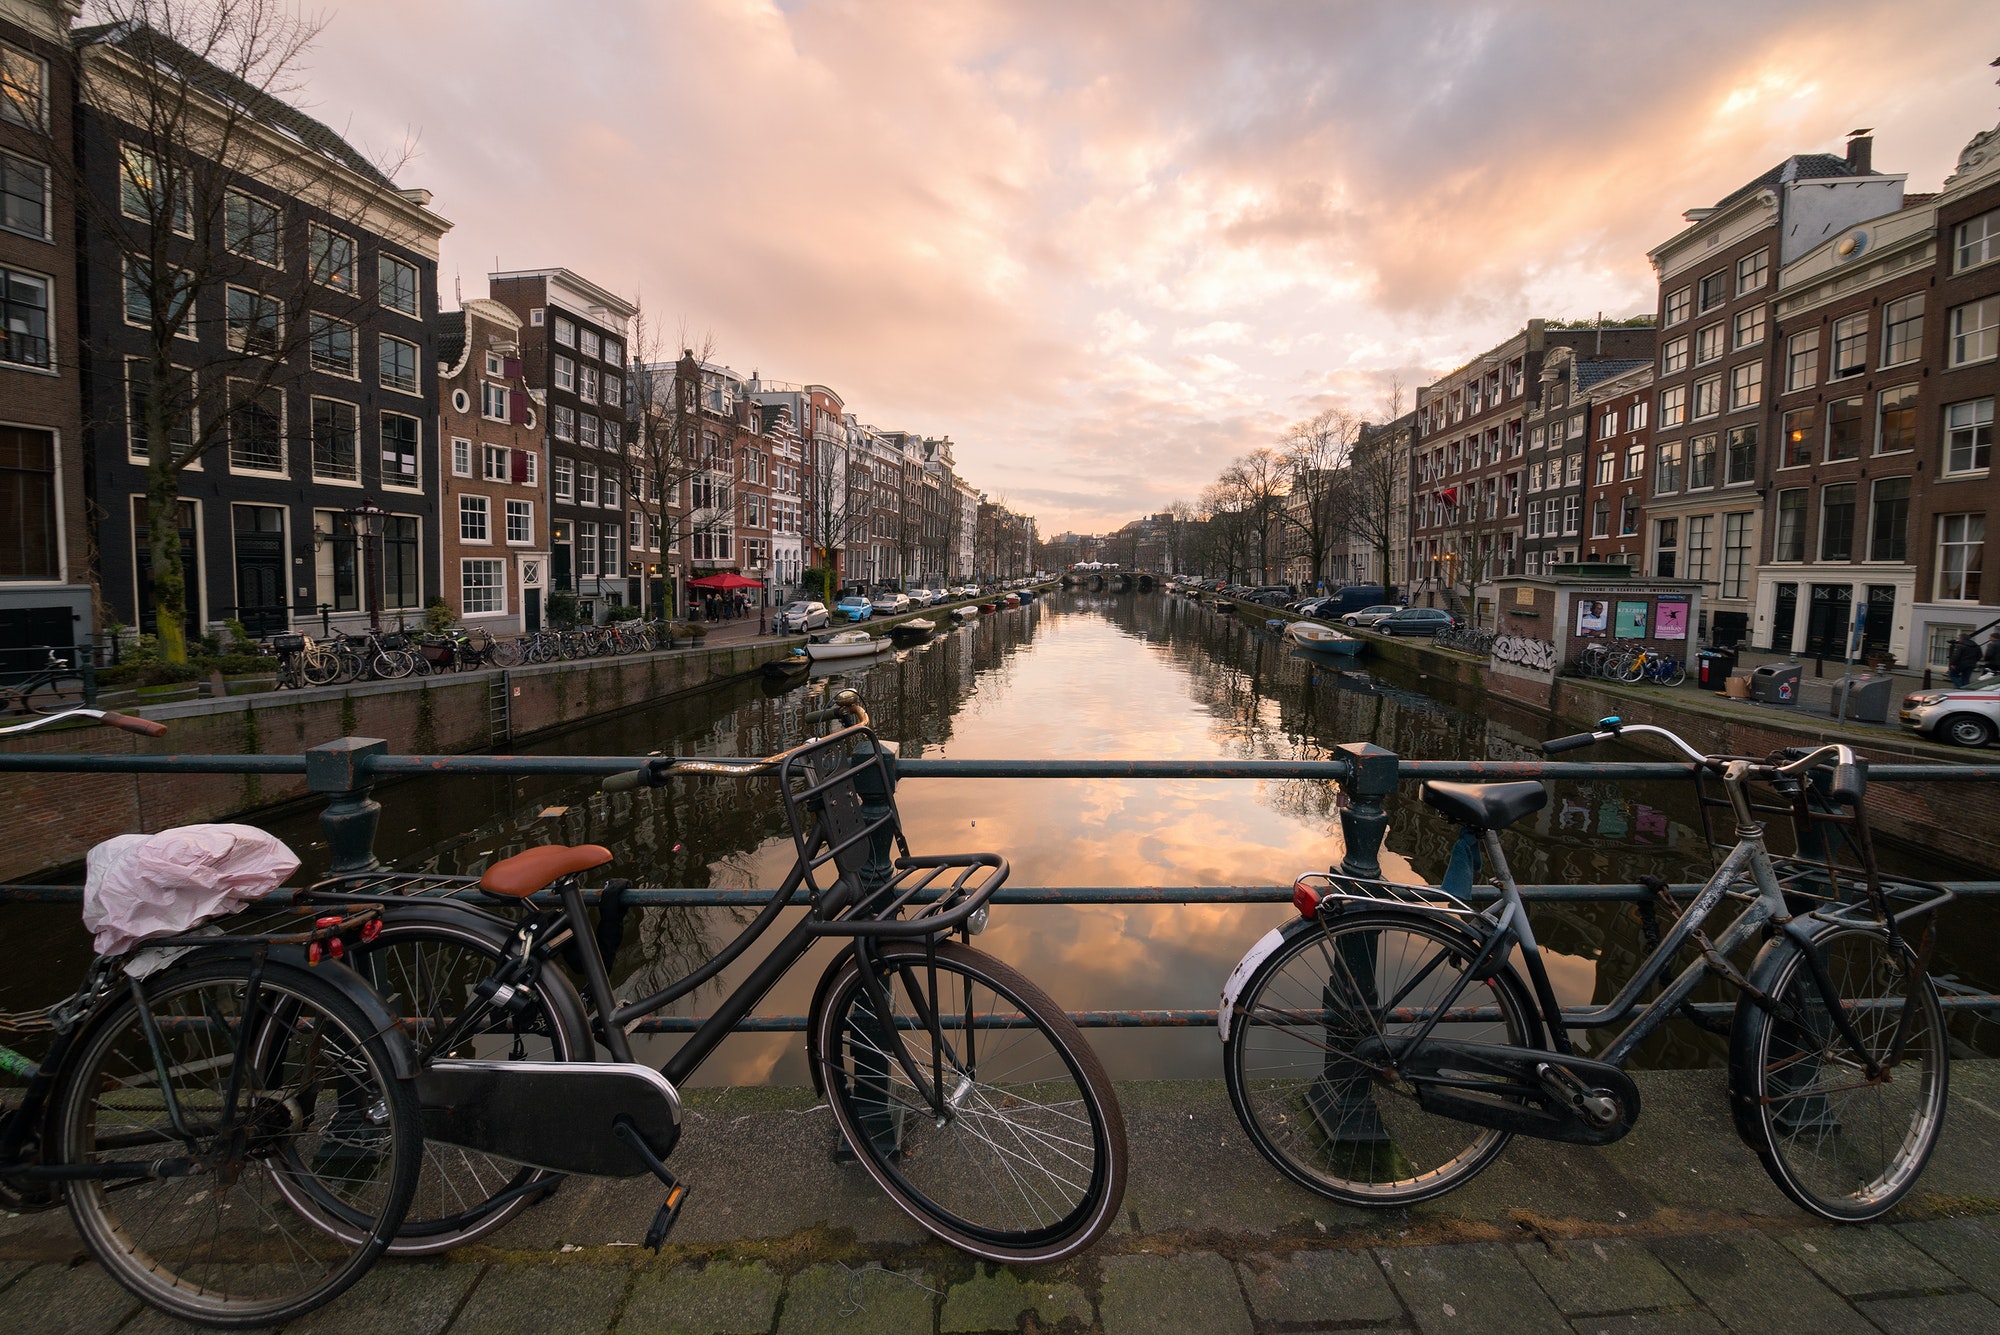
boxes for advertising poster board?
[1614,600,1649,639]
[1653,596,1689,640]
[1575,599,1609,637]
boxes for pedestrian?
[1983,631,2000,678]
[1947,631,1979,689]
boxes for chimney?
[1846,131,1873,176]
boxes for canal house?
[437,299,546,634]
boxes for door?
[1804,584,1852,660]
[1864,585,1896,659]
[1770,583,1798,654]
[232,505,289,635]
[550,523,573,592]
[524,588,541,633]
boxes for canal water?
[6,592,1993,1084]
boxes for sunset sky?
[304,0,1996,535]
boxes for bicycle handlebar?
[602,690,871,793]
[1542,716,1865,801]
[0,708,166,739]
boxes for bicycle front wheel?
[1224,909,1542,1206]
[811,940,1126,1264]
[488,637,519,667]
[25,672,88,714]
[1730,921,1948,1221]
[56,956,421,1327]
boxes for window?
[308,225,355,292]
[1830,314,1867,379]
[577,461,597,506]
[1,42,47,128]
[1689,434,1718,489]
[126,360,195,463]
[1955,208,2000,272]
[1820,482,1856,562]
[1736,249,1768,294]
[1564,494,1580,535]
[553,455,573,502]
[482,444,508,481]
[1729,361,1762,411]
[602,469,619,507]
[577,521,597,578]
[521,451,538,485]
[1882,296,1922,366]
[1870,477,1910,562]
[0,425,58,579]
[1948,298,1998,366]
[1629,400,1648,432]
[1592,499,1610,537]
[308,314,355,375]
[459,494,490,542]
[1528,460,1543,491]
[1595,450,1616,485]
[1776,489,1808,561]
[225,287,282,354]
[602,523,620,577]
[1786,329,1819,391]
[312,399,359,482]
[1620,495,1639,536]
[1648,439,1680,493]
[1695,323,1724,365]
[1659,385,1687,428]
[1655,518,1679,577]
[383,515,419,609]
[553,405,574,442]
[603,337,623,366]
[554,355,574,391]
[451,436,471,478]
[603,420,620,452]
[1733,305,1766,349]
[580,329,600,360]
[378,255,418,316]
[1876,385,1918,454]
[461,558,505,614]
[1698,271,1728,312]
[379,335,419,394]
[1624,441,1644,480]
[0,265,49,368]
[1661,336,1689,374]
[381,412,420,488]
[118,146,186,232]
[579,413,599,448]
[1721,512,1752,599]
[1686,515,1713,584]
[1945,398,1993,474]
[224,190,279,265]
[481,381,509,421]
[1782,406,1818,467]
[1820,396,1864,462]
[1665,286,1691,326]
[553,314,575,348]
[226,381,284,474]
[506,499,532,544]
[1937,514,1984,601]
[628,510,642,550]
[1693,375,1722,420]
[602,372,621,407]
[1,151,47,240]
[1725,424,1758,485]
[574,365,596,403]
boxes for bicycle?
[0,709,424,1326]
[305,688,1127,1263]
[1,648,88,715]
[1220,716,1950,1222]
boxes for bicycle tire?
[56,955,421,1327]
[1729,920,1948,1222]
[301,649,343,686]
[1223,908,1543,1206]
[811,940,1126,1264]
[285,906,594,1254]
[24,672,88,714]
[488,638,520,667]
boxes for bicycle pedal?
[644,1184,688,1252]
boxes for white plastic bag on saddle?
[83,825,300,956]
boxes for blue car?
[835,596,874,623]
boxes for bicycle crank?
[1360,1038,1642,1146]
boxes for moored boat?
[761,651,810,678]
[978,601,999,614]
[804,630,890,661]
[1285,621,1366,657]
[952,605,978,622]
[1003,592,1021,607]
[889,618,937,645]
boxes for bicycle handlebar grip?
[100,711,167,737]
[601,766,653,793]
[802,705,843,726]
[1543,732,1599,754]
[1831,758,1867,806]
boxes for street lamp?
[350,499,387,632]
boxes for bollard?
[1335,742,1398,880]
[306,737,388,874]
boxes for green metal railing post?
[1336,741,1399,879]
[306,737,388,874]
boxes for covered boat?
[952,605,979,622]
[804,630,890,662]
[889,618,937,645]
[762,650,810,678]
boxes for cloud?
[304,0,1992,533]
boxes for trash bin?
[1829,673,1895,724]
[1749,662,1801,705]
[1697,648,1739,690]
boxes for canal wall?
[0,637,793,882]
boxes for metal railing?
[4,737,1999,1031]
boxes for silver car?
[1900,679,2000,746]
[779,600,829,633]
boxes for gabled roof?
[1575,358,1649,391]
[433,310,466,370]
[1712,154,1854,212]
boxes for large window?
[118,145,186,232]
[223,190,279,265]
[1736,249,1768,294]
[308,224,355,292]
[1782,406,1817,468]
[379,334,419,394]
[1945,398,1993,475]
[126,360,195,463]
[1654,518,1678,577]
[481,381,508,421]
[554,355,573,391]
[1695,323,1724,365]
[481,444,508,481]
[378,255,418,316]
[1877,385,1918,454]
[308,314,355,376]
[577,520,597,577]
[1686,515,1713,584]
[225,286,281,354]
[1725,424,1758,485]
[579,365,598,403]
[1786,329,1820,391]
[1937,514,1985,601]
[1825,396,1865,461]
[1689,434,1717,490]
[1664,286,1690,326]
[1949,298,1998,367]
[1659,385,1687,428]
[459,494,489,542]
[311,398,358,482]
[1,151,47,240]
[1830,314,1867,379]
[1,42,47,129]
[1882,296,1923,366]
[553,405,574,442]
[1819,482,1856,562]
[1693,375,1722,420]
[0,426,57,580]
[1870,477,1910,563]
[380,412,420,488]
[1775,489,1808,562]
[461,558,505,615]
[226,382,284,474]
[553,314,575,348]
[1721,512,1752,598]
[577,460,597,506]
[0,265,48,368]
[1697,269,1728,312]
[383,515,419,609]
[1661,336,1689,374]
[506,499,532,545]
[1733,306,1766,349]
[1729,361,1762,412]
[553,456,573,502]
[1955,208,1999,273]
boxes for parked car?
[1342,604,1404,629]
[1317,584,1394,618]
[908,588,935,607]
[1900,680,2000,747]
[779,600,830,633]
[872,592,912,616]
[1377,607,1456,636]
[834,596,874,623]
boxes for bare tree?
[802,430,861,606]
[1338,379,1410,595]
[1198,481,1253,581]
[1219,447,1288,583]
[626,313,719,615]
[1277,408,1358,591]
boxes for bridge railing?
[4,737,1998,1029]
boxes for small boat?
[762,651,810,679]
[805,630,890,662]
[952,606,978,622]
[889,618,936,646]
[978,601,998,614]
[1285,621,1366,657]
[1003,592,1021,607]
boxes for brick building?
[1521,345,1651,577]
[437,298,544,632]
[1580,363,1653,570]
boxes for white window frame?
[553,314,575,348]
[460,557,506,616]
[1830,313,1868,380]
[459,493,491,544]
[553,455,573,502]
[1944,398,1994,476]
[482,444,508,482]
[379,333,421,395]
[224,285,282,355]
[307,312,357,378]
[1729,360,1762,412]
[1948,298,1998,368]
[1881,296,1923,367]
[1786,329,1820,392]
[553,405,574,442]
[222,188,280,268]
[1733,306,1766,349]
[554,355,574,392]
[505,499,533,546]
[1936,513,1985,602]
[1954,208,1999,274]
[480,381,509,422]
[452,437,472,478]
[378,254,419,317]
[309,396,360,486]
[308,223,356,292]
[1735,248,1768,295]
[224,377,287,477]
[380,411,423,492]
[1664,286,1691,326]
[0,148,51,242]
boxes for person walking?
[1982,630,2000,679]
[1947,631,1980,689]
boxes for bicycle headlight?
[966,906,990,935]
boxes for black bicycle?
[0,649,87,715]
[303,689,1127,1263]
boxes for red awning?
[687,572,764,590]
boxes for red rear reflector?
[1293,881,1320,917]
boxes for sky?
[297,0,1997,536]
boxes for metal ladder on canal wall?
[487,673,511,745]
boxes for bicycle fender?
[1218,917,1318,1043]
[175,940,423,1081]
[803,943,864,1096]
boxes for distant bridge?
[1059,569,1158,592]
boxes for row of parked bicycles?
[267,620,685,688]
[0,695,1960,1328]
[1431,622,1495,655]
[1573,640,1689,685]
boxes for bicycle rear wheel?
[24,671,87,714]
[811,940,1125,1264]
[488,637,520,667]
[56,956,420,1327]
[1731,921,1947,1221]
[1224,909,1542,1206]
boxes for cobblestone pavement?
[4,1066,1997,1333]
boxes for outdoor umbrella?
[686,572,764,590]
